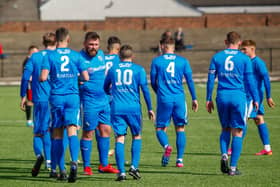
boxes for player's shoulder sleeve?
[177,55,192,74]
[24,54,36,72]
[77,54,88,72]
[151,56,160,68]
[255,56,268,75]
[42,50,55,70]
[97,49,104,55]
[243,53,253,74]
[209,54,218,71]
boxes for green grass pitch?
[0,82,279,187]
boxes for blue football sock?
[51,139,57,170]
[68,135,79,162]
[99,137,110,166]
[230,136,243,167]
[176,131,186,159]
[33,136,43,157]
[52,139,65,171]
[220,130,231,155]
[131,139,142,169]
[95,129,101,154]
[63,129,69,151]
[156,130,169,148]
[115,142,125,173]
[80,139,92,167]
[257,123,270,145]
[42,131,51,161]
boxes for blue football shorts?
[33,101,50,135]
[247,99,265,119]
[112,114,142,136]
[50,94,80,128]
[81,100,111,131]
[216,91,247,129]
[156,98,188,128]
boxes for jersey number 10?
[115,69,133,85]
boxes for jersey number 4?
[166,62,175,77]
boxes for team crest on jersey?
[42,51,47,56]
[98,55,103,62]
[209,70,216,74]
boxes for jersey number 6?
[225,56,234,71]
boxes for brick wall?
[0,13,279,32]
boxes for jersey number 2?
[61,56,70,72]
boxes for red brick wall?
[144,17,206,29]
[0,13,279,32]
[105,18,144,30]
[267,13,280,26]
[205,14,267,27]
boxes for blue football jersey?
[20,49,51,102]
[79,49,108,101]
[104,54,120,75]
[42,48,86,95]
[207,49,258,102]
[250,56,271,101]
[150,53,196,102]
[104,61,152,114]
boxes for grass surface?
[0,83,279,186]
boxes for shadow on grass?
[0,158,33,164]
[141,169,218,176]
[148,151,220,156]
[0,176,60,183]
[186,152,220,156]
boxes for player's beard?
[86,47,97,57]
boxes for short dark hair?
[241,40,256,48]
[42,32,56,47]
[226,31,241,45]
[120,45,133,60]
[107,36,121,50]
[84,31,100,41]
[160,37,175,45]
[107,36,121,46]
[55,27,69,42]
[28,45,38,52]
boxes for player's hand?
[148,110,155,121]
[253,101,259,111]
[20,97,26,111]
[206,101,214,113]
[267,98,275,108]
[192,100,198,112]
